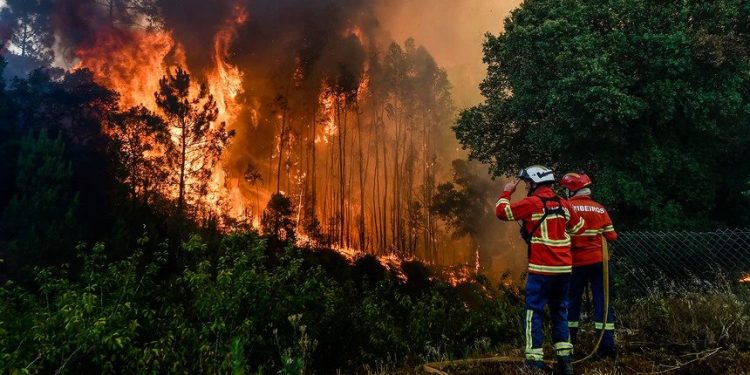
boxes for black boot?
[524,360,548,373]
[555,355,574,375]
[596,346,618,361]
[569,328,578,346]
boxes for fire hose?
[572,235,609,364]
[421,237,610,374]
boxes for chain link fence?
[612,228,750,295]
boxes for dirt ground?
[412,349,750,374]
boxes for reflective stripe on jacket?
[496,186,586,275]
[568,195,617,266]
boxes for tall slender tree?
[154,67,234,215]
[4,0,54,66]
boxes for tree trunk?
[357,110,366,251]
[178,118,187,213]
[276,96,288,193]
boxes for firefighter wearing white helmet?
[495,165,585,374]
[518,165,556,195]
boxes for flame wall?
[2,0,528,275]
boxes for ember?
[1,0,514,271]
[68,2,458,260]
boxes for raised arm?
[495,179,536,221]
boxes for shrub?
[0,231,523,374]
[619,280,750,352]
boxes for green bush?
[618,279,750,351]
[0,231,522,374]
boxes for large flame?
[64,1,487,275]
[75,29,184,109]
[208,4,247,127]
[76,5,249,224]
[205,4,248,222]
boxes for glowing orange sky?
[377,0,523,108]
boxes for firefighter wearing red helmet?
[496,165,586,374]
[560,172,618,359]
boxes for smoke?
[375,0,522,108]
[1,0,522,105]
[1,0,530,278]
[375,0,526,279]
[157,0,238,71]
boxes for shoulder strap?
[523,196,565,246]
[540,196,567,216]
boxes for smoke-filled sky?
[377,0,522,108]
[150,0,523,108]
[0,0,522,108]
[0,0,529,275]
[156,0,524,108]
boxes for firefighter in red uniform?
[560,172,618,359]
[496,165,586,374]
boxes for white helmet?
[518,165,555,184]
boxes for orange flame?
[75,5,250,226]
[207,4,247,127]
[204,4,248,221]
[317,88,338,144]
[69,8,467,270]
[75,29,184,110]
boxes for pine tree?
[261,192,295,242]
[106,105,171,204]
[154,67,234,216]
[0,129,79,270]
[5,0,55,66]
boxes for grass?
[405,278,750,374]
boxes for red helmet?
[560,172,592,192]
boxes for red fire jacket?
[568,195,617,266]
[496,186,586,275]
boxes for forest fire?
[74,29,180,109]
[74,4,250,223]
[206,4,247,127]
[2,0,501,270]
[5,1,750,373]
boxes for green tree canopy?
[455,0,750,230]
[0,129,79,272]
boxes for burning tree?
[261,192,295,242]
[154,67,234,215]
[0,0,477,264]
[105,105,171,204]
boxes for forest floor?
[407,342,750,374]
[416,354,750,374]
